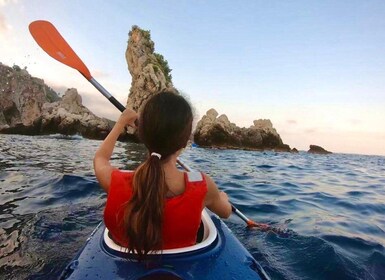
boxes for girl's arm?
[203,174,232,218]
[93,108,137,193]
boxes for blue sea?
[0,134,384,280]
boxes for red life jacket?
[104,170,207,249]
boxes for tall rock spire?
[125,26,177,112]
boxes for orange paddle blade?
[29,20,92,80]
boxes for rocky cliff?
[0,63,114,139]
[194,109,291,152]
[125,26,177,112]
[0,63,59,128]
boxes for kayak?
[59,209,270,280]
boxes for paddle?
[176,160,269,229]
[28,20,274,231]
[29,20,125,112]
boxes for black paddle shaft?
[89,77,125,112]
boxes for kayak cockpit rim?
[103,209,218,254]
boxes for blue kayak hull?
[60,213,269,280]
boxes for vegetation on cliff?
[129,26,172,83]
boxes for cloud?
[92,69,110,79]
[0,0,18,6]
[348,119,361,125]
[304,128,317,134]
[0,0,18,36]
[0,13,8,34]
[287,119,297,125]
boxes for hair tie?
[150,152,162,159]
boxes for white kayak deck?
[103,209,218,254]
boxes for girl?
[94,91,232,259]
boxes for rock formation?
[37,88,114,139]
[194,109,291,152]
[0,63,59,129]
[308,145,332,154]
[125,26,177,112]
[0,63,116,139]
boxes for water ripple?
[1,135,385,279]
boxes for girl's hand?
[118,108,138,128]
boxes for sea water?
[0,134,384,280]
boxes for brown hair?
[124,91,193,259]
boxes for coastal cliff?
[0,63,114,139]
[0,63,59,129]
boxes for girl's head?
[124,91,193,259]
[138,91,193,159]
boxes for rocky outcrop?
[125,26,177,112]
[308,145,332,154]
[0,63,117,139]
[38,88,114,139]
[194,109,291,152]
[0,63,59,129]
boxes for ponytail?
[124,154,167,259]
[123,91,193,259]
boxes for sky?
[1,0,385,156]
